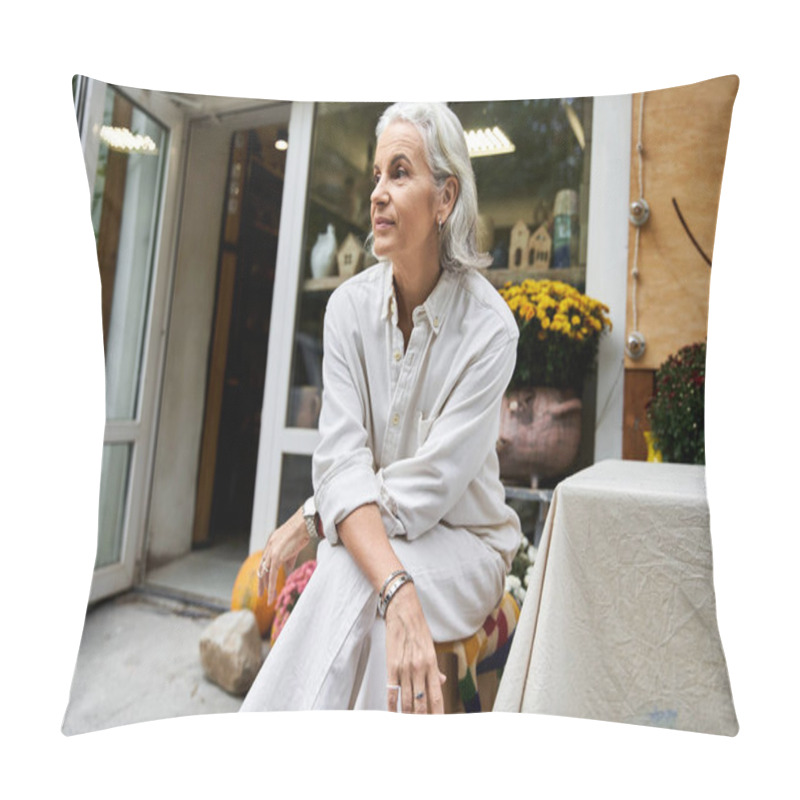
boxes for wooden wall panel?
[625,75,738,372]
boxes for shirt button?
[433,316,439,327]
[394,351,401,362]
[391,413,400,426]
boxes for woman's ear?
[439,176,459,223]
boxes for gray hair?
[367,102,492,273]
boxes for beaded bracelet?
[378,572,414,618]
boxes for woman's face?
[371,121,450,266]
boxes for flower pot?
[643,431,663,463]
[497,387,582,488]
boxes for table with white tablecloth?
[494,459,738,736]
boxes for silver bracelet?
[379,569,406,601]
[378,572,414,618]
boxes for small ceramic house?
[528,224,552,269]
[337,232,364,279]
[509,220,530,270]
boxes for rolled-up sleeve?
[376,331,517,540]
[312,292,380,545]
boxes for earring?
[438,217,443,234]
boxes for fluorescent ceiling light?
[561,100,585,150]
[464,126,516,158]
[100,125,159,155]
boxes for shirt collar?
[380,262,459,335]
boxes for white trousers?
[240,525,506,712]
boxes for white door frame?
[249,101,317,554]
[143,99,293,570]
[77,79,187,602]
[586,92,632,462]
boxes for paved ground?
[61,590,252,735]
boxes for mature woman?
[240,102,521,714]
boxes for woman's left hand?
[257,508,309,604]
[384,582,446,714]
[333,502,445,712]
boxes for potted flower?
[497,279,612,487]
[505,532,538,608]
[645,340,706,465]
[270,559,317,645]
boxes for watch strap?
[303,497,321,541]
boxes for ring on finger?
[387,684,402,712]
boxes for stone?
[199,610,264,696]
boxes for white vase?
[311,224,337,279]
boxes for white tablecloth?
[494,459,738,736]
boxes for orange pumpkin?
[230,551,285,637]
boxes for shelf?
[302,275,346,292]
[480,266,586,288]
[302,265,587,294]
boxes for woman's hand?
[332,503,445,713]
[257,508,310,604]
[384,582,446,714]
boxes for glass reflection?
[90,86,168,422]
[286,102,384,429]
[451,98,592,275]
[284,98,592,431]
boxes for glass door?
[75,78,181,602]
[249,101,385,555]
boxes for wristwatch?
[303,496,322,541]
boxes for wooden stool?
[435,592,520,713]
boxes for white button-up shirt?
[313,261,522,570]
